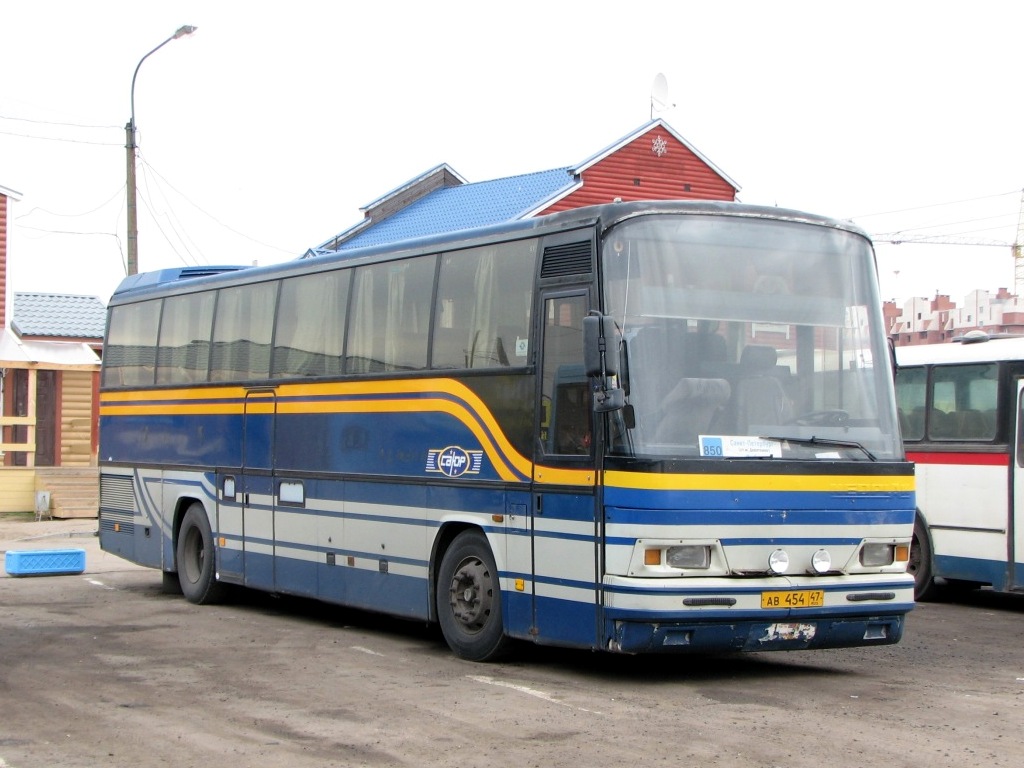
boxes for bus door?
[533,290,600,647]
[242,388,276,592]
[1012,381,1024,589]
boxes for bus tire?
[436,530,510,662]
[909,515,935,602]
[176,503,226,605]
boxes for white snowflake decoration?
[651,136,668,157]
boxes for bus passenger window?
[432,241,537,370]
[210,282,277,382]
[104,300,162,387]
[272,270,350,378]
[929,364,997,441]
[157,291,215,384]
[894,366,926,440]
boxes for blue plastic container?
[4,548,86,577]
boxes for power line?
[876,211,1015,236]
[0,113,120,131]
[0,126,120,147]
[851,189,1020,220]
[13,187,124,221]
[139,155,298,255]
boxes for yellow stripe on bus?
[100,379,535,482]
[603,470,913,493]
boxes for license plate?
[761,590,825,609]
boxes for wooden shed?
[1,185,104,518]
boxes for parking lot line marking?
[85,578,116,590]
[351,646,385,656]
[467,675,604,714]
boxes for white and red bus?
[896,332,1024,599]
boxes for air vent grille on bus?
[177,266,244,280]
[541,242,593,278]
[100,475,136,513]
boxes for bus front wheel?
[436,531,510,662]
[176,503,226,605]
[909,516,935,602]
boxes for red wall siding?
[542,126,735,214]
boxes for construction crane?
[1015,190,1024,295]
[871,189,1024,294]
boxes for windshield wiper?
[759,435,877,462]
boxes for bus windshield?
[602,214,902,461]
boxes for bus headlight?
[666,545,711,569]
[860,543,895,567]
[810,549,832,574]
[768,549,789,574]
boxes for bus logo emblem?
[426,446,484,478]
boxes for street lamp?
[125,24,197,276]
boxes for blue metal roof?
[334,167,574,251]
[11,292,107,339]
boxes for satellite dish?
[650,73,673,118]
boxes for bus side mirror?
[583,314,619,377]
[584,313,624,413]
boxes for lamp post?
[125,24,197,276]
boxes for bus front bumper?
[607,613,907,653]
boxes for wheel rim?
[447,555,494,634]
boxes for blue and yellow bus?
[99,200,914,660]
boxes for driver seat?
[735,345,790,433]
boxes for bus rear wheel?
[176,503,226,605]
[436,531,510,662]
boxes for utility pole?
[125,25,197,276]
[125,120,139,276]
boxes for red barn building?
[543,120,739,214]
[311,119,739,255]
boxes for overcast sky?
[2,1,1022,310]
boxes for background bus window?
[103,300,162,388]
[1018,389,1024,467]
[540,294,591,456]
[894,366,927,440]
[928,363,997,441]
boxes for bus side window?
[432,241,536,370]
[894,366,926,441]
[104,300,162,388]
[1018,388,1024,467]
[929,364,997,441]
[540,294,591,456]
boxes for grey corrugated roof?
[11,292,107,339]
